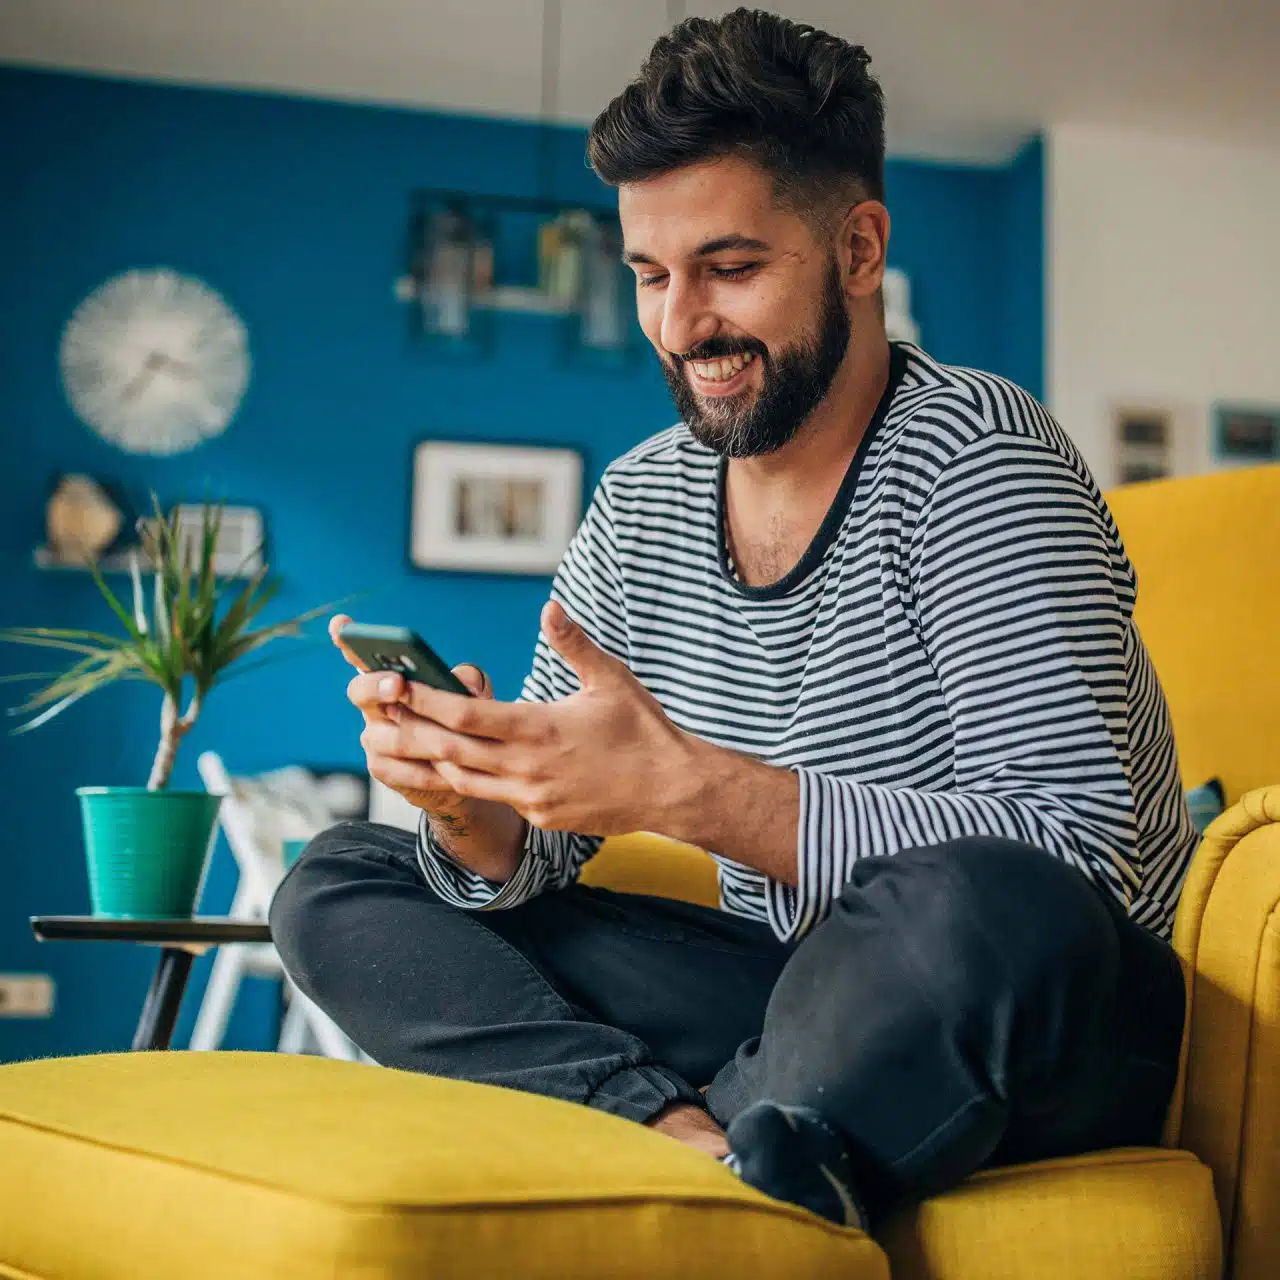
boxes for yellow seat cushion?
[0,1050,886,1280]
[880,1148,1221,1280]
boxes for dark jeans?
[269,822,1185,1223]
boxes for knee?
[841,837,1120,1008]
[268,821,401,988]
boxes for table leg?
[132,946,194,1051]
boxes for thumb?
[451,663,493,699]
[542,600,621,689]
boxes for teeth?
[691,351,755,382]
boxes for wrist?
[425,799,527,882]
[659,736,801,884]
[660,734,751,849]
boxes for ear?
[838,199,890,301]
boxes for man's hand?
[365,600,702,837]
[339,603,802,885]
[332,614,495,813]
[333,614,529,882]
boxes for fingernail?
[379,676,398,697]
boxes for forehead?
[618,155,803,260]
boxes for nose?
[659,276,719,359]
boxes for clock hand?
[155,354,199,380]
[120,352,165,403]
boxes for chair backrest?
[1106,466,1280,1278]
[196,750,332,915]
[1103,464,1280,801]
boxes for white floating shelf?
[393,278,573,317]
[34,546,142,574]
[33,547,258,579]
[475,285,573,316]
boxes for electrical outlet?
[0,974,55,1018]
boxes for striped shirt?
[419,343,1198,941]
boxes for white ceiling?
[3,0,1278,162]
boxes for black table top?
[31,916,272,945]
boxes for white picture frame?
[410,441,584,575]
[173,504,264,577]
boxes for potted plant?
[1,501,332,918]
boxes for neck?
[718,332,894,590]
[727,334,892,501]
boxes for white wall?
[1047,122,1280,487]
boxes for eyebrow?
[622,234,772,266]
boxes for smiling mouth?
[685,350,758,396]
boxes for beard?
[661,259,852,459]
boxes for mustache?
[671,338,767,365]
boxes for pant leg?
[704,835,1185,1221]
[268,820,789,1124]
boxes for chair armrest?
[1170,784,1280,1280]
[581,833,720,908]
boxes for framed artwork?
[173,504,264,577]
[1113,408,1172,485]
[409,440,584,575]
[1213,403,1280,463]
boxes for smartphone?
[337,622,472,696]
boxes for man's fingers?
[363,717,509,774]
[347,670,406,713]
[347,666,490,715]
[452,664,492,697]
[330,614,369,672]
[398,681,533,741]
[366,753,449,798]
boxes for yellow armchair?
[581,463,1280,1277]
[581,780,1280,1280]
[0,466,1276,1279]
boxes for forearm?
[425,797,528,884]
[660,736,801,885]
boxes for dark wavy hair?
[587,8,885,223]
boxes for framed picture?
[1112,407,1173,485]
[173,504,264,577]
[1213,403,1280,463]
[409,440,584,575]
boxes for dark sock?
[724,1100,868,1230]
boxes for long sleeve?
[765,429,1144,942]
[417,477,626,909]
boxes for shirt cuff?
[415,811,544,910]
[764,766,854,943]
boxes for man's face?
[619,155,851,458]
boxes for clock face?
[59,268,250,456]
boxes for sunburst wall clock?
[59,268,250,456]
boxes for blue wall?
[0,65,1043,1061]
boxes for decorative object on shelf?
[1213,403,1280,463]
[59,268,250,456]
[1113,407,1173,484]
[422,205,480,339]
[578,216,627,354]
[45,474,124,564]
[0,498,334,919]
[410,440,583,575]
[882,267,920,345]
[539,210,591,309]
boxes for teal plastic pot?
[76,788,222,919]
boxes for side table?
[30,916,273,1051]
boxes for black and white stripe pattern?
[420,343,1198,941]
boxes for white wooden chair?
[192,750,370,1062]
